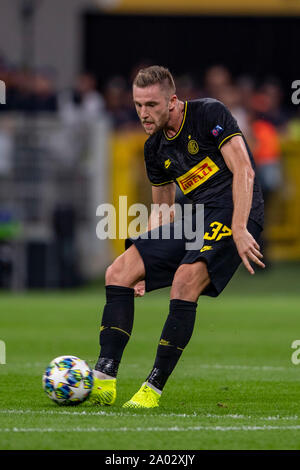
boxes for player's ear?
[169,94,177,110]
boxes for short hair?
[133,65,176,94]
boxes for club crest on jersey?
[187,139,199,155]
[177,157,219,195]
[211,125,224,137]
[164,158,171,169]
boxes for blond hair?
[133,65,176,95]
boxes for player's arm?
[220,135,265,275]
[148,182,176,230]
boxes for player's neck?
[164,100,185,138]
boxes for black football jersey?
[144,98,264,228]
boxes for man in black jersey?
[90,66,265,408]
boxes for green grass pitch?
[0,263,300,450]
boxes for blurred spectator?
[251,79,289,134]
[251,114,282,208]
[175,74,200,102]
[0,64,57,113]
[56,73,106,166]
[104,75,137,129]
[236,75,255,111]
[249,80,285,208]
[218,84,251,138]
[58,72,105,125]
[203,65,232,100]
[30,69,57,112]
[53,204,80,288]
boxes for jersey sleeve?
[204,100,242,150]
[144,140,174,186]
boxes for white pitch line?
[0,409,299,421]
[1,425,300,433]
[197,364,289,371]
[204,413,300,421]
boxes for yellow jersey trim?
[151,180,174,186]
[218,132,242,150]
[163,101,187,141]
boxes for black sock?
[147,299,197,391]
[95,285,134,377]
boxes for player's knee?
[105,263,115,285]
[105,248,145,287]
[171,263,210,301]
[171,277,194,300]
[105,259,124,286]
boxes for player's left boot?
[89,377,116,406]
[122,383,160,409]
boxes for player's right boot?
[89,377,117,406]
[122,383,160,408]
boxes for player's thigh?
[170,261,210,300]
[105,245,145,287]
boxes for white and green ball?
[42,355,93,405]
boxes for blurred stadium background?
[0,0,299,288]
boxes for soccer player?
[90,66,264,408]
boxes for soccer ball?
[42,355,94,405]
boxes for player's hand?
[134,280,145,297]
[233,228,265,275]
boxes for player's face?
[133,84,172,135]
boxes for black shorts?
[125,207,263,297]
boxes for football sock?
[147,298,197,391]
[95,285,134,378]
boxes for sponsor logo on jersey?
[176,156,219,195]
[211,125,224,137]
[187,139,199,155]
[164,158,171,169]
